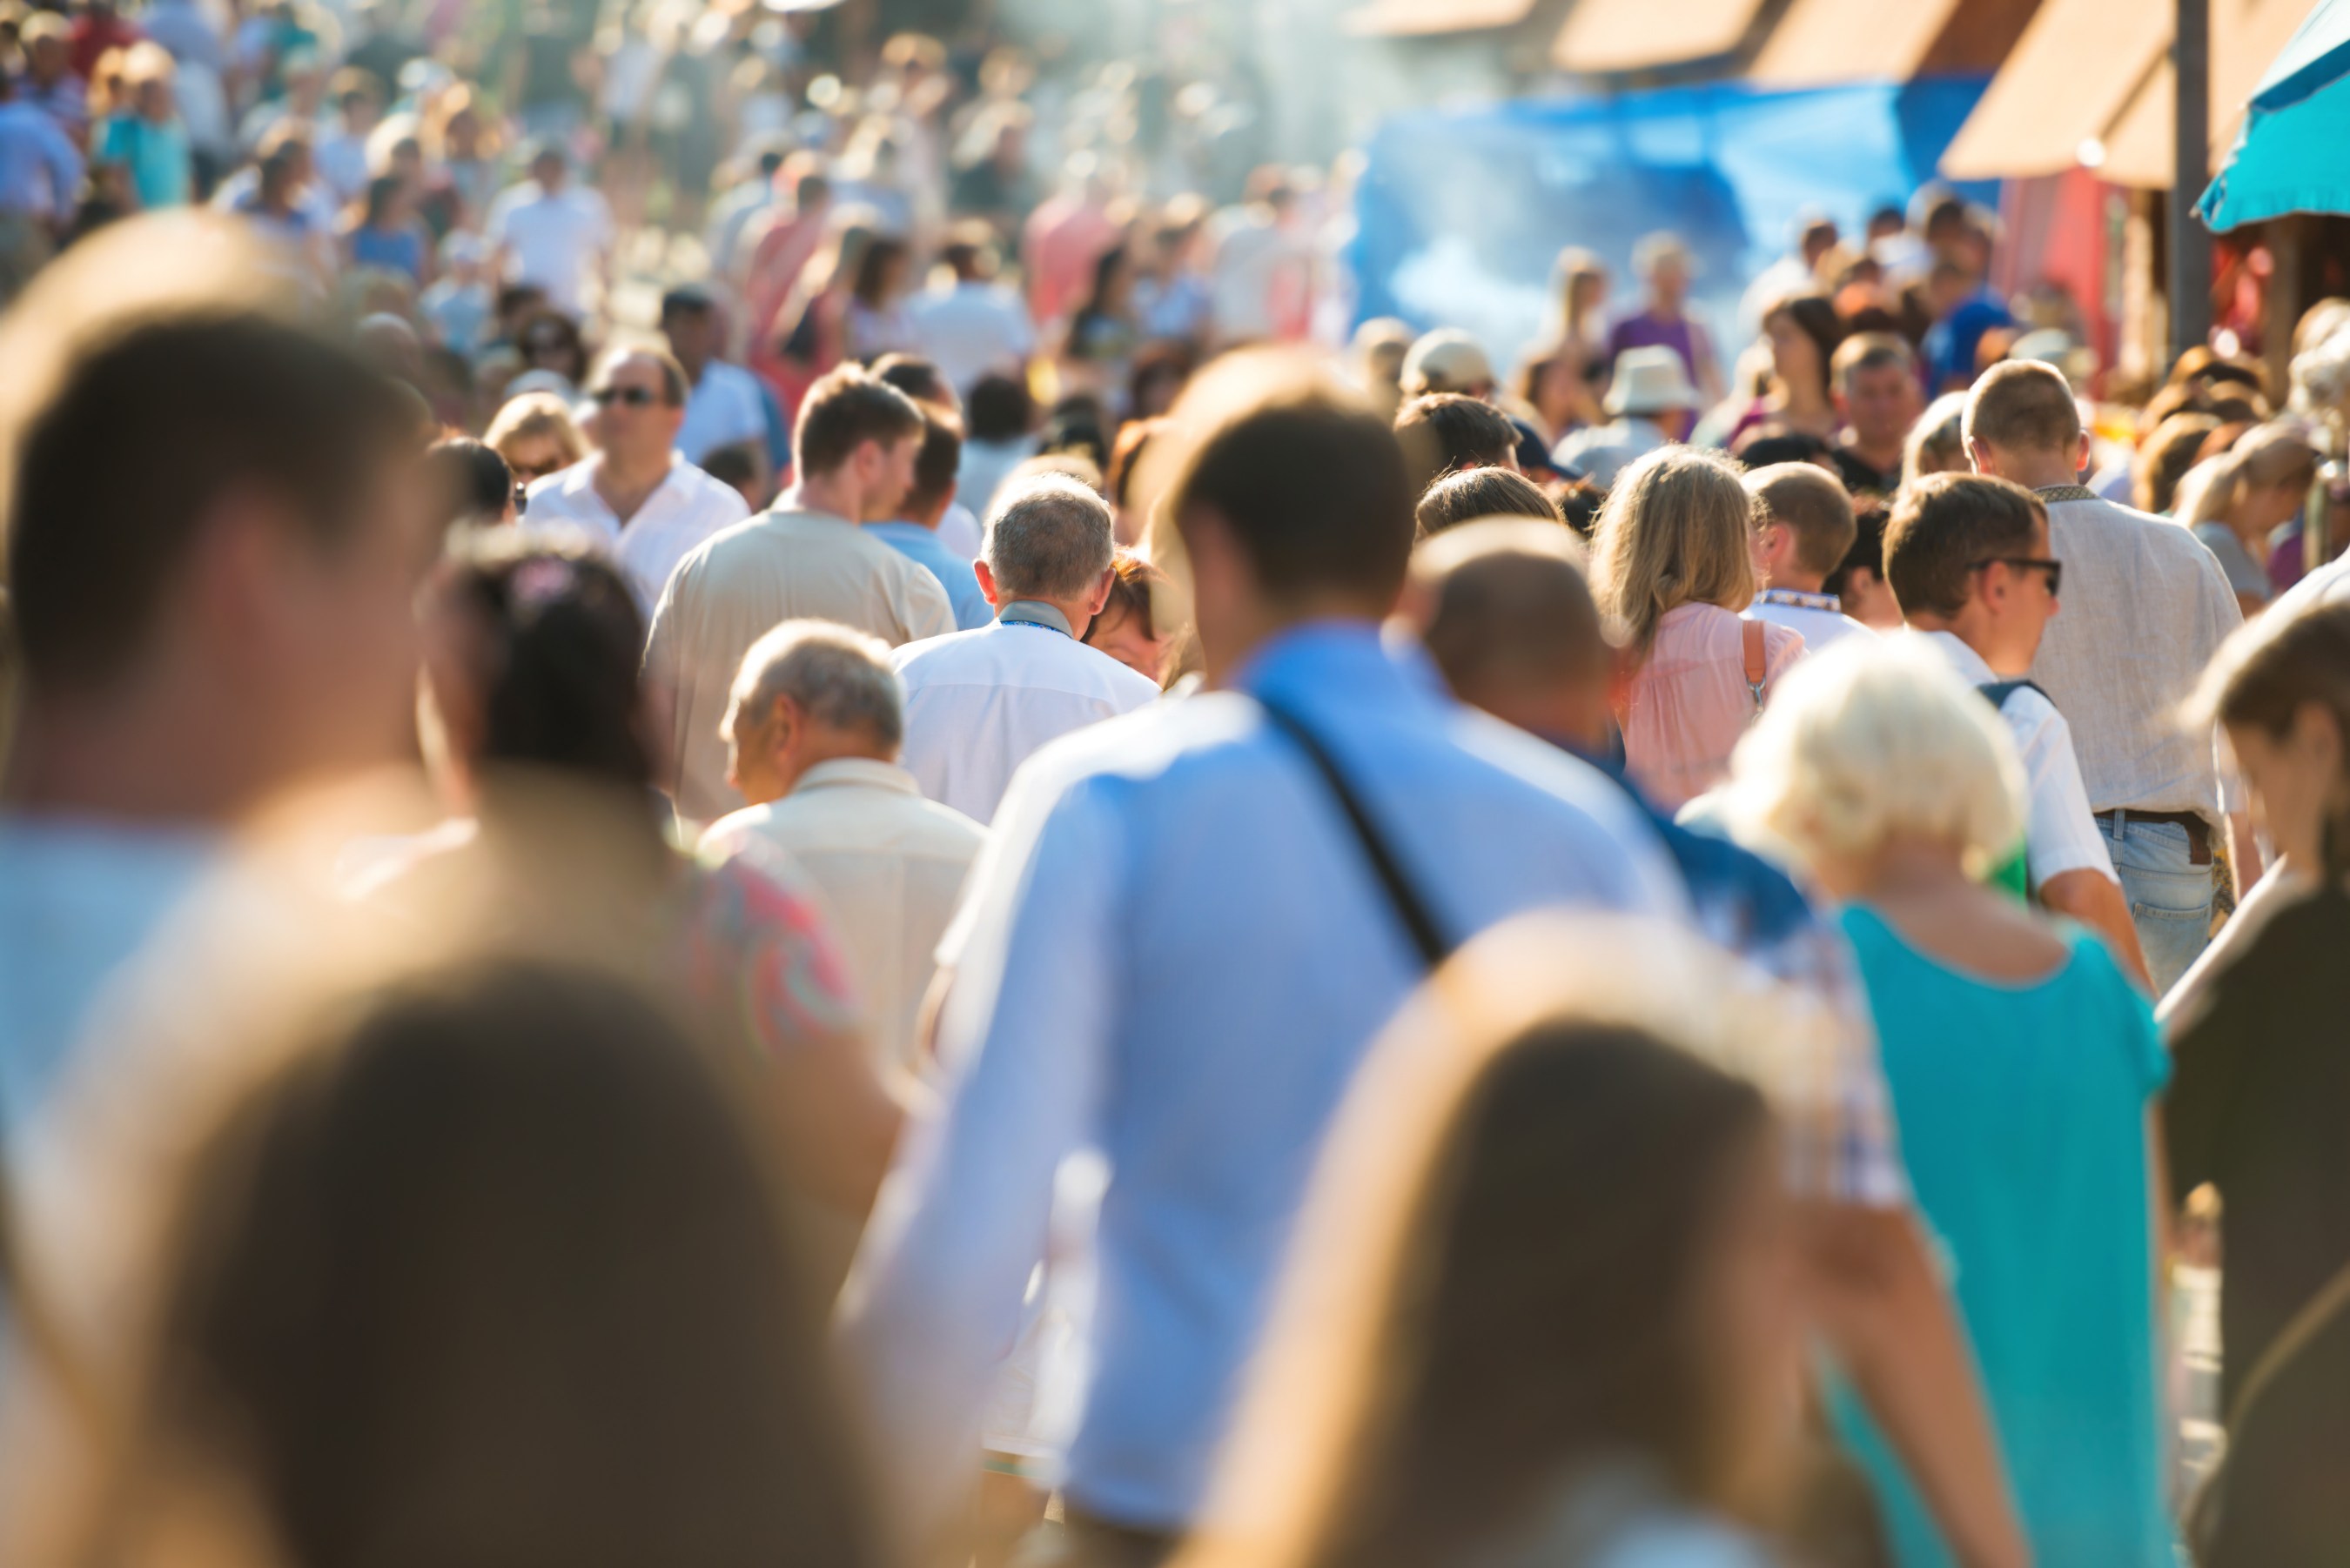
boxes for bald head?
[1411,520,1614,751]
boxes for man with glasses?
[1886,472,2152,989]
[1963,358,2249,994]
[519,345,748,613]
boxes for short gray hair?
[984,474,1115,600]
[723,620,903,753]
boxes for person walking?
[1722,641,2173,1568]
[1963,359,2252,994]
[891,475,1160,824]
[1884,473,2152,988]
[643,365,953,825]
[839,362,1684,1568]
[1742,462,1872,653]
[1593,447,1804,811]
[519,345,749,614]
[702,620,985,1079]
[865,408,991,630]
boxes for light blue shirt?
[0,100,83,221]
[865,519,992,629]
[842,622,1686,1537]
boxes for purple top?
[1607,310,1712,385]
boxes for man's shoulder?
[890,624,994,673]
[668,458,752,517]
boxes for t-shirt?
[97,114,190,210]
[2192,521,2273,606]
[486,181,613,313]
[1831,906,2172,1568]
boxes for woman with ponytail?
[2165,600,2350,1566]
[2173,421,2320,616]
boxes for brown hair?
[1414,519,1610,704]
[792,365,924,478]
[903,408,964,519]
[62,959,884,1568]
[1745,462,1856,579]
[1588,446,1758,655]
[1883,472,2045,620]
[1414,466,1561,537]
[1829,332,1917,397]
[1085,549,1172,643]
[2135,412,2222,515]
[1169,385,1415,610]
[1962,358,2082,457]
[1106,417,1168,511]
[2172,419,2320,533]
[2189,600,2350,880]
[1393,393,1520,485]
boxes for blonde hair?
[1902,392,1969,491]
[483,392,588,468]
[2172,419,2319,531]
[1722,638,2024,877]
[1588,446,1756,655]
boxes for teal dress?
[1830,905,2175,1567]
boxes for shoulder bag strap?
[1741,617,1769,714]
[1258,699,1452,970]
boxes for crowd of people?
[7,3,2350,1567]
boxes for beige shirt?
[700,758,984,1076]
[643,506,957,825]
[2029,488,2244,824]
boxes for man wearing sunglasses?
[518,345,748,613]
[1887,473,2152,991]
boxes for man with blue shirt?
[865,408,990,631]
[840,365,1688,1567]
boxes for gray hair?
[723,620,903,754]
[984,473,1116,600]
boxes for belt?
[2094,807,2212,865]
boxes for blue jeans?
[2098,813,2215,997]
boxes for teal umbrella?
[2201,0,2350,231]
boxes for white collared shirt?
[522,452,750,614]
[891,610,1163,824]
[700,758,984,1077]
[1745,587,1874,654]
[1913,628,2116,886]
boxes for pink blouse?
[1621,602,1806,810]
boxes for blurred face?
[1841,362,1924,449]
[1085,601,1167,683]
[1979,517,2060,669]
[863,432,923,520]
[2228,707,2346,868]
[663,306,719,372]
[1765,312,1820,392]
[589,354,684,464]
[1692,1127,1804,1518]
[522,320,574,373]
[1648,255,1689,310]
[500,434,572,489]
[27,36,64,80]
[135,76,173,118]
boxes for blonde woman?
[1189,918,1804,1568]
[484,391,590,492]
[1902,392,1970,492]
[1590,447,1803,808]
[2173,420,2320,616]
[1722,640,2172,1568]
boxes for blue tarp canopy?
[1348,77,1991,367]
[2202,0,2350,231]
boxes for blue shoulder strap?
[1977,679,2050,713]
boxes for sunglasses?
[1971,555,2063,596]
[591,385,661,408]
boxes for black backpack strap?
[1259,699,1452,970]
[1977,679,2050,713]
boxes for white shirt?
[936,501,984,563]
[955,438,1032,526]
[1745,588,1873,654]
[1915,629,2116,887]
[909,281,1037,398]
[675,359,769,466]
[702,759,984,1077]
[891,606,1162,824]
[487,180,614,312]
[523,452,749,613]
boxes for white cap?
[1604,345,1702,417]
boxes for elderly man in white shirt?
[1887,472,2152,990]
[700,620,984,1078]
[1963,359,2252,994]
[521,345,749,613]
[893,474,1161,824]
[1743,462,1874,653]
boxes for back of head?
[1903,392,1970,488]
[426,437,514,532]
[965,373,1035,444]
[6,299,410,697]
[1727,636,2024,877]
[2135,412,2222,515]
[1168,379,1416,613]
[985,473,1116,600]
[794,365,924,479]
[1588,446,1756,653]
[1962,358,2082,459]
[724,620,903,757]
[1413,466,1561,537]
[2172,419,2320,529]
[904,410,964,519]
[1745,462,1855,580]
[1881,472,2044,620]
[1393,393,1518,486]
[2190,602,2350,877]
[871,352,957,413]
[1413,520,1608,706]
[101,958,881,1568]
[425,531,651,789]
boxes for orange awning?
[1746,0,1967,88]
[2094,0,2320,186]
[1938,0,2166,181]
[1346,0,1536,37]
[1552,0,1766,73]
